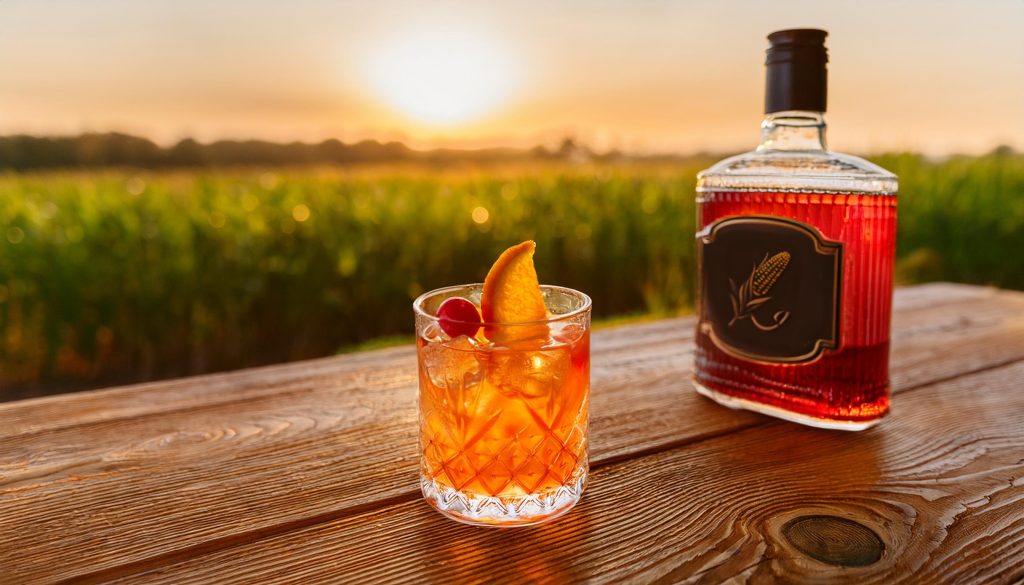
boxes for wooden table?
[3,283,1024,584]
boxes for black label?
[698,216,842,364]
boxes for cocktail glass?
[414,284,591,526]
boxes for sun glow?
[366,31,518,125]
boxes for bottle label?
[697,216,842,364]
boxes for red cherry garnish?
[437,297,482,338]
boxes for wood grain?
[116,360,1024,585]
[0,284,1022,583]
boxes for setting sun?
[365,30,518,125]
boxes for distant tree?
[556,137,592,163]
[991,144,1016,157]
[166,138,206,166]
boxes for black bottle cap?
[764,29,828,114]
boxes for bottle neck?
[757,111,827,151]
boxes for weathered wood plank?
[1,284,1022,583]
[0,346,417,437]
[115,360,1024,585]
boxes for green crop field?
[2,153,1022,398]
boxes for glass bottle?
[694,29,898,430]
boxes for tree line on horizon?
[0,133,667,170]
[1,132,1015,171]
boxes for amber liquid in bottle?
[693,29,898,429]
[694,190,897,426]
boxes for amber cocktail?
[414,284,591,526]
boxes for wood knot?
[782,515,884,567]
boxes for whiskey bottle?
[694,29,898,429]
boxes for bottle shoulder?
[697,149,897,195]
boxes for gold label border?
[697,215,843,365]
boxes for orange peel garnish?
[480,240,548,342]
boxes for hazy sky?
[1,0,1021,154]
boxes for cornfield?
[1,153,1022,397]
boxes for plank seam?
[57,490,417,585]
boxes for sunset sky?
[1,0,1021,155]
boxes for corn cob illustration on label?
[728,251,792,330]
[697,215,842,364]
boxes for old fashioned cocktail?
[413,242,591,526]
